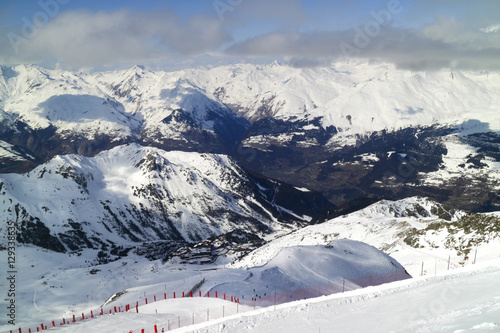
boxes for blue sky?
[0,0,499,70]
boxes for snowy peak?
[2,62,499,138]
[0,64,138,137]
[0,144,332,254]
[182,61,500,133]
[0,64,251,171]
[358,197,463,221]
[0,65,50,99]
[155,78,231,125]
[94,67,251,152]
[104,65,157,101]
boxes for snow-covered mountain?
[0,65,140,138]
[94,65,249,152]
[3,241,498,333]
[2,61,499,158]
[0,64,140,177]
[0,144,332,256]
[90,61,500,151]
[1,60,500,333]
[1,61,499,211]
[0,64,248,168]
[235,196,500,277]
[0,235,411,332]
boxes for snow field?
[0,240,409,332]
[176,259,500,333]
[422,134,500,189]
[13,257,499,333]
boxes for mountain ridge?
[0,143,333,256]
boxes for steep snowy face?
[0,65,139,138]
[148,62,500,212]
[0,140,38,173]
[93,67,249,152]
[16,60,494,156]
[2,62,499,151]
[0,65,140,168]
[1,61,498,155]
[0,64,249,172]
[183,61,500,136]
[0,144,332,254]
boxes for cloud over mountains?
[0,0,499,70]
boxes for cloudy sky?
[0,0,499,71]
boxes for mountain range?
[0,143,331,257]
[1,60,500,256]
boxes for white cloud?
[1,1,499,71]
[226,16,500,71]
[0,9,231,68]
[481,25,500,33]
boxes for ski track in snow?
[5,258,498,333]
[174,260,500,333]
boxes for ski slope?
[177,259,500,333]
[0,239,409,332]
[14,258,500,333]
